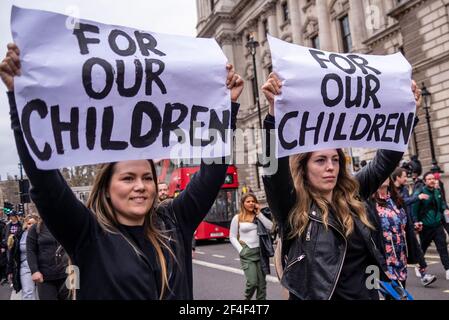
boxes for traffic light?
[17,203,24,215]
[19,179,30,203]
[3,201,14,215]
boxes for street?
[1,240,448,300]
[192,240,449,300]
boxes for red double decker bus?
[157,160,239,240]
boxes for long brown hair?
[289,149,373,238]
[373,178,404,209]
[86,160,173,299]
[238,193,258,223]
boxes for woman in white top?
[230,193,273,300]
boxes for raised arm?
[1,44,96,255]
[356,80,422,200]
[356,149,404,200]
[261,73,295,236]
[256,211,273,231]
[172,64,243,238]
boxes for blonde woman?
[230,193,273,300]
[1,43,243,299]
[7,214,38,299]
[261,73,422,300]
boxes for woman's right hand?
[31,271,44,283]
[0,43,21,92]
[261,72,282,116]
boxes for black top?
[118,224,161,296]
[332,222,373,300]
[8,91,239,300]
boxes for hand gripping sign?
[11,6,231,169]
[268,35,416,158]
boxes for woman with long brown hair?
[230,193,273,300]
[1,43,244,299]
[368,176,427,292]
[261,73,422,300]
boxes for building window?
[210,0,215,12]
[340,15,352,53]
[311,35,320,49]
[263,19,269,37]
[268,65,273,74]
[282,2,290,22]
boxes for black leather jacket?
[262,114,403,300]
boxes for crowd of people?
[0,41,449,301]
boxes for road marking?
[234,258,240,261]
[193,259,280,283]
[195,251,205,255]
[444,290,449,294]
[270,264,275,267]
[212,254,225,258]
[425,255,441,259]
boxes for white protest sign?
[268,35,416,157]
[11,6,231,170]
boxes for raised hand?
[0,43,21,92]
[261,72,282,116]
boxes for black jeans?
[413,233,428,270]
[37,278,69,300]
[419,225,449,270]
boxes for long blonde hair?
[289,149,373,238]
[238,193,258,223]
[86,160,173,299]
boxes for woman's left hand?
[226,64,244,102]
[254,203,260,215]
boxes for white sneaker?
[421,274,437,287]
[415,266,422,278]
[446,269,449,280]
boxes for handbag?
[378,280,414,300]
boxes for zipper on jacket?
[306,223,313,241]
[309,216,347,300]
[284,254,306,271]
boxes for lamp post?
[421,83,441,173]
[246,35,263,133]
[246,35,262,189]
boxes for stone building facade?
[196,0,449,201]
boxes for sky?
[0,0,198,180]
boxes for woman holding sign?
[261,72,421,300]
[0,43,244,300]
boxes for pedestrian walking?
[261,72,422,300]
[26,221,69,300]
[369,177,435,293]
[229,193,273,300]
[0,43,243,299]
[0,218,8,285]
[391,167,437,286]
[412,172,449,280]
[7,214,39,299]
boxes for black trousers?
[37,278,69,300]
[443,222,449,236]
[419,225,449,270]
[413,233,428,270]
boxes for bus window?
[204,189,237,225]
